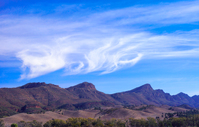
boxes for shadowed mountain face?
[111,84,196,107]
[131,83,153,93]
[0,82,199,117]
[67,82,96,90]
[65,82,120,104]
[111,84,173,106]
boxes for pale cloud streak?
[1,0,199,79]
[86,0,199,26]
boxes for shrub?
[11,123,18,127]
[18,121,29,127]
[0,119,4,127]
[28,120,42,127]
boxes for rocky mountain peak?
[19,82,47,89]
[68,82,96,90]
[19,82,59,89]
[132,83,153,93]
[175,92,190,98]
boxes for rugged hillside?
[0,82,77,117]
[0,82,199,117]
[111,84,174,106]
[192,95,199,107]
[66,82,120,104]
[0,82,120,117]
[111,84,197,107]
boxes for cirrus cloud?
[0,0,199,79]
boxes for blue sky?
[0,0,199,96]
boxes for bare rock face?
[67,82,96,90]
[131,83,153,93]
[65,82,120,104]
[19,82,47,89]
[19,82,60,89]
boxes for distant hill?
[111,84,198,107]
[0,82,199,117]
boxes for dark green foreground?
[1,114,199,127]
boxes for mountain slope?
[0,82,78,111]
[111,84,195,107]
[66,82,120,104]
[0,82,198,117]
[0,82,120,116]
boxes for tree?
[116,119,126,127]
[44,119,66,127]
[28,120,42,127]
[66,118,81,127]
[147,117,157,127]
[140,118,147,127]
[43,120,52,127]
[18,121,29,127]
[11,123,18,127]
[171,117,186,127]
[0,120,4,127]
[104,119,117,127]
[92,118,104,127]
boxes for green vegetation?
[42,116,199,127]
[23,108,45,114]
[94,107,101,110]
[11,123,18,127]
[17,121,29,127]
[123,105,154,111]
[28,120,42,127]
[0,107,17,118]
[17,120,42,127]
[136,105,154,111]
[43,118,126,127]
[99,108,117,115]
[2,109,199,127]
[163,109,199,119]
[177,109,199,117]
[123,105,135,110]
[0,119,4,127]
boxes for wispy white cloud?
[85,0,199,26]
[0,0,199,79]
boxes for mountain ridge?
[0,82,199,118]
[131,83,154,93]
[67,82,96,90]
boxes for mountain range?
[0,82,198,117]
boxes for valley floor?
[1,105,188,126]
